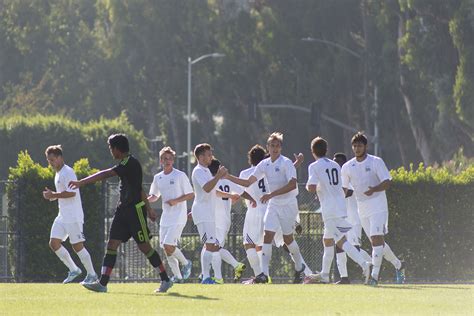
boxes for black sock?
[146,249,169,282]
[99,249,117,286]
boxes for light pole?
[187,53,225,176]
[301,37,379,155]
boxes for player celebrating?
[306,137,371,284]
[226,132,310,283]
[43,145,97,284]
[341,132,405,285]
[208,159,248,283]
[69,134,173,293]
[333,153,371,284]
[191,143,228,284]
[148,146,194,283]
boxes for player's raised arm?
[68,168,117,189]
[226,174,257,187]
[203,165,228,193]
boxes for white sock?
[321,246,334,276]
[372,245,384,279]
[257,250,263,271]
[246,248,262,276]
[383,243,401,269]
[172,248,188,266]
[220,248,239,268]
[286,241,304,272]
[359,248,372,262]
[202,250,213,279]
[342,241,366,268]
[302,258,312,275]
[336,252,348,278]
[55,246,79,272]
[167,255,182,279]
[76,248,96,276]
[211,252,222,279]
[261,243,272,276]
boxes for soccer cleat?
[155,279,174,293]
[233,262,246,282]
[181,259,193,280]
[254,273,269,284]
[293,264,306,284]
[201,277,217,284]
[242,277,256,285]
[335,277,351,284]
[367,277,378,286]
[212,277,224,284]
[82,280,107,293]
[303,274,321,284]
[308,272,329,284]
[63,268,82,284]
[395,261,406,284]
[80,274,98,285]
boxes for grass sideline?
[2,283,473,315]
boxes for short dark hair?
[108,134,129,153]
[194,143,212,158]
[333,152,347,163]
[45,145,63,157]
[248,144,266,166]
[351,132,368,145]
[208,158,221,176]
[311,137,327,157]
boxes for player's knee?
[71,242,84,253]
[323,238,334,247]
[371,235,384,246]
[49,239,60,251]
[163,244,175,256]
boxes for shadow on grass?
[378,284,472,291]
[108,291,219,300]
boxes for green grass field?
[2,283,473,315]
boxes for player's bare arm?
[165,192,195,207]
[203,166,228,193]
[364,179,391,196]
[147,194,160,203]
[306,184,317,193]
[216,190,240,202]
[141,189,157,222]
[68,168,117,189]
[240,191,257,208]
[42,187,76,200]
[293,153,304,168]
[261,178,297,203]
[226,174,257,187]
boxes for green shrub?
[7,152,104,282]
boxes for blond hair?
[45,145,63,157]
[267,132,283,144]
[159,146,176,158]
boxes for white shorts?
[360,212,388,237]
[196,221,218,245]
[50,218,85,244]
[242,206,265,246]
[216,223,230,247]
[159,224,185,247]
[263,200,299,235]
[346,224,362,246]
[323,218,352,242]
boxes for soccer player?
[333,152,371,284]
[341,132,405,285]
[147,146,194,283]
[306,137,371,284]
[191,143,228,284]
[43,145,97,284]
[69,134,173,293]
[226,132,310,284]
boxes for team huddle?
[42,131,405,293]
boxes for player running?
[341,132,405,286]
[147,146,194,283]
[69,134,173,293]
[43,145,97,284]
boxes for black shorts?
[109,201,152,244]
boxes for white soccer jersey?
[214,178,244,229]
[251,155,298,205]
[191,164,216,224]
[239,166,269,210]
[149,168,194,227]
[306,157,346,221]
[341,154,392,218]
[54,164,84,223]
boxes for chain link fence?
[0,181,19,282]
[105,182,324,283]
